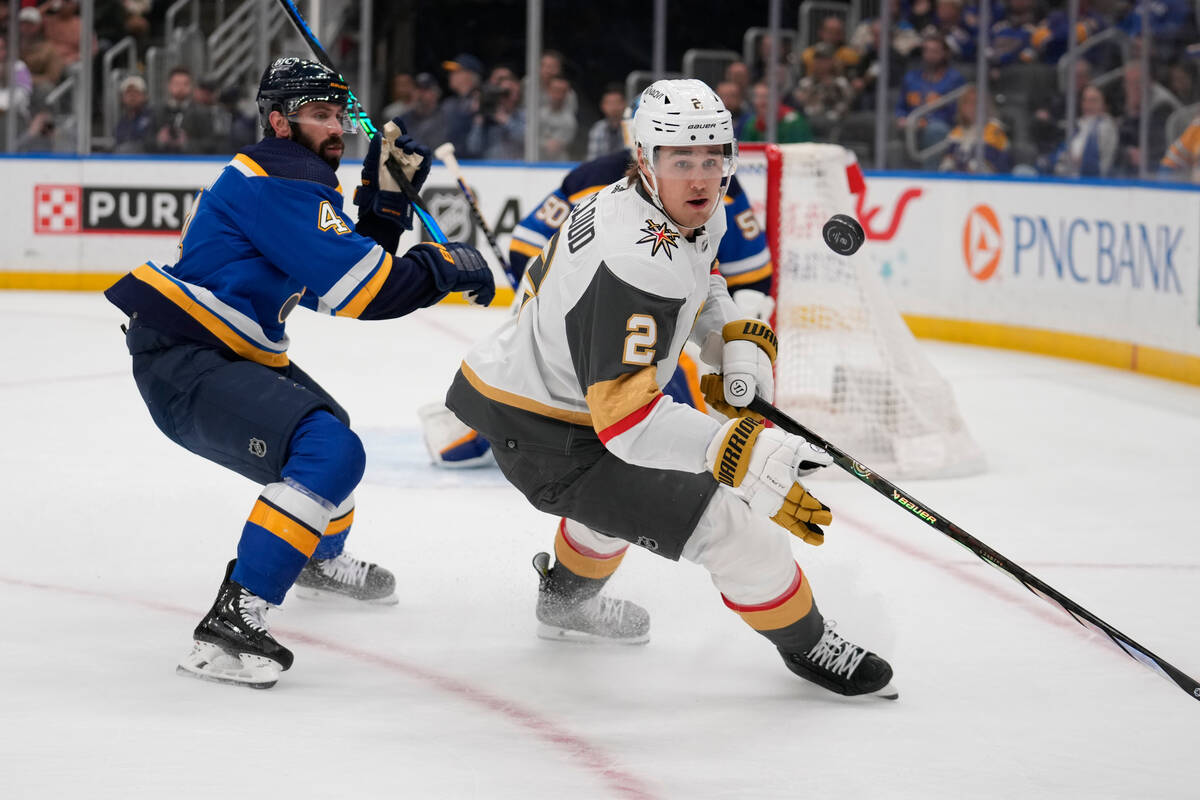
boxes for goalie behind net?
[765,143,985,479]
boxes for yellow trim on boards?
[724,261,773,288]
[0,272,124,291]
[2,272,1196,387]
[903,315,1200,387]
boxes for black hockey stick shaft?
[273,0,448,244]
[433,142,517,288]
[748,396,1200,704]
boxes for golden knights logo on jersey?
[636,219,680,260]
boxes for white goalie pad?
[417,402,495,469]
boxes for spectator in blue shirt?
[897,34,966,163]
[113,74,153,153]
[440,53,483,156]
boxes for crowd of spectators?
[717,0,1200,180]
[389,49,589,162]
[1,0,1198,183]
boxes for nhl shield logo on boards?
[248,438,267,458]
[423,188,475,244]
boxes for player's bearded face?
[289,102,347,169]
[649,145,726,232]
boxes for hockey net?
[753,142,985,479]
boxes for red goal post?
[734,142,985,479]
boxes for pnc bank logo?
[963,204,1002,280]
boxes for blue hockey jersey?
[508,150,773,294]
[105,137,446,367]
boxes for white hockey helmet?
[633,79,738,224]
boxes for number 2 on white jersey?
[623,314,657,365]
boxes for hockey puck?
[822,214,865,256]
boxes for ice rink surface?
[2,291,1198,799]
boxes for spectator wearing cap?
[791,42,855,138]
[18,7,65,92]
[380,72,415,123]
[113,73,153,153]
[441,52,483,154]
[800,17,860,78]
[152,66,218,154]
[586,83,627,160]
[400,72,448,148]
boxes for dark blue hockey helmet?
[256,57,355,134]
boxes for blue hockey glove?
[354,120,432,231]
[408,242,495,307]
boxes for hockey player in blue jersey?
[104,57,495,688]
[419,121,775,468]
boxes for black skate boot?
[177,560,293,689]
[533,552,650,644]
[780,620,898,699]
[293,552,397,605]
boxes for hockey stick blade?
[747,396,1200,705]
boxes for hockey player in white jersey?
[446,79,897,699]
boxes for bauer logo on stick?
[822,213,866,256]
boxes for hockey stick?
[433,142,518,288]
[747,395,1200,704]
[273,0,448,244]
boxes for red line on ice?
[0,575,660,800]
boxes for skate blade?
[176,642,281,689]
[871,681,900,701]
[536,623,650,646]
[292,585,399,606]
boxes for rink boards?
[1,153,1197,383]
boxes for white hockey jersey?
[449,179,741,474]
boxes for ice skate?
[533,552,650,645]
[177,560,293,689]
[780,620,898,700]
[293,551,398,605]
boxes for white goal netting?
[767,143,985,479]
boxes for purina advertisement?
[2,154,1198,380]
